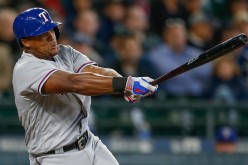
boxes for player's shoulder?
[58,44,71,50]
[58,44,86,60]
[57,44,79,57]
[14,53,36,70]
[13,52,48,74]
[58,44,75,54]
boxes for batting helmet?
[13,7,61,46]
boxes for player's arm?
[42,68,157,97]
[42,65,122,95]
[42,70,116,96]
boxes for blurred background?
[1,0,248,164]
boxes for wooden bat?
[151,33,248,85]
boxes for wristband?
[112,77,127,93]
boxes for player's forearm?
[71,72,117,96]
[42,70,125,95]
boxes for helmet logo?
[39,12,49,23]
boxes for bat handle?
[151,77,164,86]
[150,80,157,86]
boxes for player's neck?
[24,48,53,60]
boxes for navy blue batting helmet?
[13,7,61,46]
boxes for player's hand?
[124,76,158,103]
[124,93,142,103]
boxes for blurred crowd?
[1,0,248,103]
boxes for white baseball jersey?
[12,45,96,155]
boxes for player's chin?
[50,47,59,55]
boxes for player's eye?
[39,30,53,37]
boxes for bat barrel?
[240,33,248,43]
[198,33,247,65]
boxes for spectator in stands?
[187,12,214,51]
[149,0,186,36]
[232,11,248,36]
[184,0,204,15]
[0,44,13,99]
[102,30,126,67]
[183,0,204,23]
[221,25,240,41]
[213,27,243,127]
[215,126,237,153]
[228,13,248,96]
[229,0,248,18]
[110,31,153,138]
[122,5,160,51]
[71,32,105,66]
[62,0,93,32]
[97,0,126,43]
[0,0,10,6]
[111,34,147,77]
[132,0,150,15]
[72,0,92,12]
[0,8,19,60]
[205,56,246,103]
[0,8,16,43]
[205,0,229,25]
[123,5,147,45]
[205,0,248,27]
[74,10,99,41]
[148,18,212,98]
[73,9,105,53]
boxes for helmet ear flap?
[53,27,60,40]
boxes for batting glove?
[124,76,158,103]
[124,93,142,103]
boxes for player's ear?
[21,39,30,48]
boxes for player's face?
[23,29,59,59]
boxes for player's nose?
[46,30,56,42]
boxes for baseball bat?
[151,33,248,86]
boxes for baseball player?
[12,8,157,165]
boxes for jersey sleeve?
[13,60,58,96]
[68,46,97,73]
